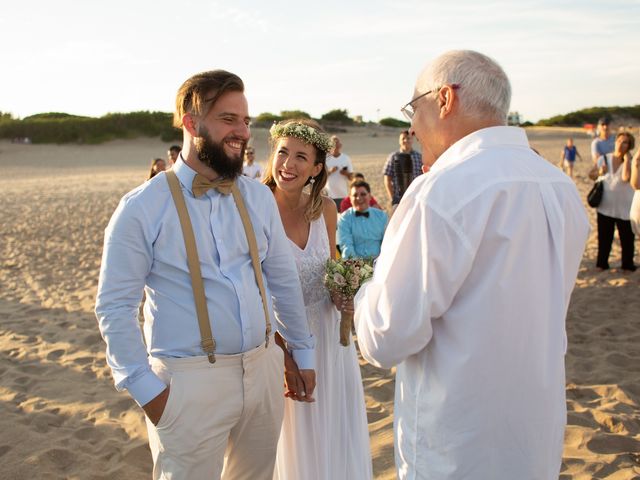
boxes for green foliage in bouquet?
[324,257,374,297]
[324,257,374,346]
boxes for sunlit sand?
[0,127,638,479]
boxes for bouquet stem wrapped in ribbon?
[324,258,374,346]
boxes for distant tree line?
[27,103,640,144]
[254,109,358,126]
[0,108,399,144]
[0,111,181,144]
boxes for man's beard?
[194,129,244,179]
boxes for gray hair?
[418,50,511,124]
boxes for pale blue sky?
[2,0,639,122]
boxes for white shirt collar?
[430,126,530,174]
[172,153,198,196]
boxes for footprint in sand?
[29,412,66,433]
[567,410,599,429]
[587,433,640,454]
[73,356,93,366]
[82,333,102,347]
[40,448,76,471]
[13,376,31,385]
[46,349,65,361]
[110,397,136,416]
[366,403,388,423]
[0,445,12,458]
[74,426,101,444]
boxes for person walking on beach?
[559,137,583,179]
[354,50,590,479]
[382,130,423,212]
[325,135,353,210]
[95,70,315,479]
[591,116,615,163]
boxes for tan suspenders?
[165,170,271,363]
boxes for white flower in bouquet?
[324,258,374,345]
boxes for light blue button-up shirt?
[95,157,314,406]
[337,207,388,259]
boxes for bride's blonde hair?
[263,119,329,222]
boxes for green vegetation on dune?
[0,105,418,145]
[0,111,181,144]
[537,105,640,127]
[379,117,410,128]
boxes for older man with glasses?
[355,50,589,479]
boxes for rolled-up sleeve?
[261,195,315,369]
[95,196,166,406]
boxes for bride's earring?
[309,177,316,185]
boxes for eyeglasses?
[400,84,460,121]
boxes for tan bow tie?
[192,174,235,197]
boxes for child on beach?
[559,137,583,179]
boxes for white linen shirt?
[95,158,314,407]
[325,153,353,198]
[242,162,262,179]
[355,127,590,479]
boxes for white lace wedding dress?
[273,214,372,480]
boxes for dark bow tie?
[355,210,369,218]
[192,174,235,197]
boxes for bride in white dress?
[263,119,372,480]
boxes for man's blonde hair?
[173,70,244,128]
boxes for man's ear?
[438,85,456,118]
[183,113,199,137]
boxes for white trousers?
[145,341,284,480]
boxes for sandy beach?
[1,127,639,479]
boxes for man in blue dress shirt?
[338,180,388,258]
[95,70,315,479]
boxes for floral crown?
[269,122,334,154]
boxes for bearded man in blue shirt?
[95,70,315,479]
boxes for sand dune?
[0,128,638,479]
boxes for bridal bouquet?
[324,258,374,346]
